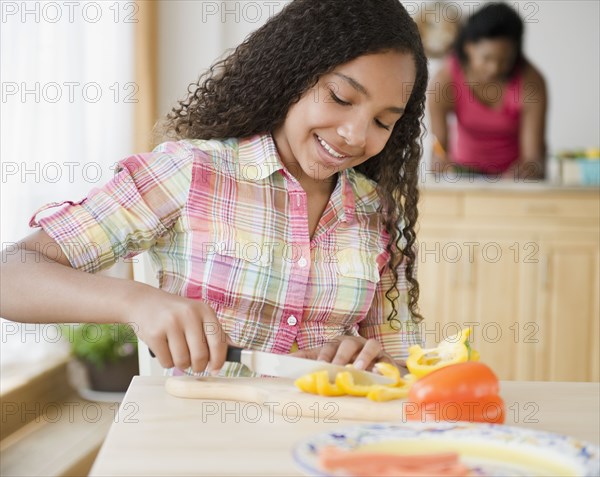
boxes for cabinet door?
[418,189,599,382]
[418,236,537,380]
[417,234,473,348]
[468,240,540,381]
[535,243,600,381]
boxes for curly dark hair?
[154,0,428,326]
[454,2,525,76]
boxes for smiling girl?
[1,0,428,377]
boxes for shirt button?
[297,257,307,268]
[287,315,298,326]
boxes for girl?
[429,2,547,179]
[1,0,428,377]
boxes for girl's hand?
[125,284,229,374]
[290,336,400,372]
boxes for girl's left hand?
[290,336,400,372]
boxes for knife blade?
[226,346,394,385]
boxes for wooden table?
[89,376,600,476]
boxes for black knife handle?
[149,346,243,362]
[226,346,243,363]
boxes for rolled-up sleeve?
[29,141,194,273]
[358,252,423,363]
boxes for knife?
[225,346,394,385]
[149,346,394,384]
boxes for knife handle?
[225,346,243,363]
[149,346,243,362]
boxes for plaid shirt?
[31,133,422,375]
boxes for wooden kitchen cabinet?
[534,242,600,381]
[417,186,600,382]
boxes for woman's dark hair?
[154,0,428,325]
[454,2,524,74]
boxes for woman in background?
[429,3,547,179]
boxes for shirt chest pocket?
[329,247,381,322]
[337,248,380,281]
[199,226,275,309]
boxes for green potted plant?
[63,323,139,392]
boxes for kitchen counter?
[419,174,600,192]
[89,376,600,476]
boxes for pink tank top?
[448,55,523,174]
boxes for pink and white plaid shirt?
[31,133,422,375]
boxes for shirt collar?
[237,132,284,181]
[237,132,356,224]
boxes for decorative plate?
[292,422,599,477]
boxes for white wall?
[157,0,286,119]
[157,1,599,154]
[522,0,599,150]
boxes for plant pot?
[82,354,139,392]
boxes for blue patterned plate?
[292,422,599,476]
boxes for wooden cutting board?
[165,376,407,422]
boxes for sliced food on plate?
[292,422,600,477]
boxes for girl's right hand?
[124,285,229,374]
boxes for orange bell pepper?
[404,361,505,424]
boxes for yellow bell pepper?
[366,384,410,401]
[294,370,344,396]
[406,327,479,379]
[335,371,372,396]
[373,362,402,385]
[366,373,415,401]
[466,340,480,361]
[294,363,418,400]
[293,330,483,400]
[315,370,346,396]
[294,372,318,394]
[294,370,346,396]
[334,366,415,401]
[334,363,404,396]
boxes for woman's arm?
[428,63,456,173]
[509,63,548,180]
[0,230,228,374]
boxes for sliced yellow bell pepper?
[334,367,415,401]
[294,370,345,396]
[294,372,318,394]
[366,373,415,401]
[373,362,402,385]
[294,363,420,401]
[315,370,346,396]
[335,371,372,396]
[406,327,479,379]
[366,384,411,401]
[294,330,483,400]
